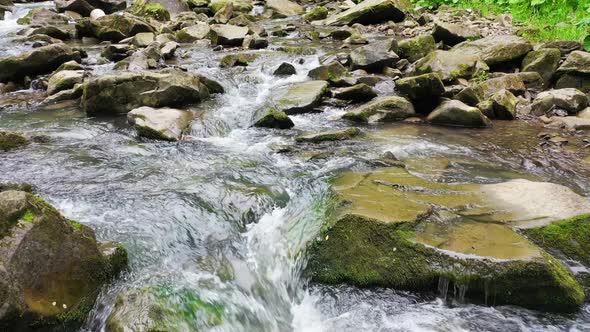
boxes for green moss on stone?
[524,214,590,266]
[0,132,29,152]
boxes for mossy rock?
[0,132,29,152]
[295,127,361,143]
[304,6,328,21]
[342,96,415,123]
[272,80,329,115]
[0,191,128,330]
[253,108,294,129]
[132,0,171,22]
[306,167,586,312]
[396,34,436,63]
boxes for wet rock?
[160,41,178,59]
[101,43,134,61]
[82,68,222,115]
[0,191,128,330]
[272,80,329,114]
[395,34,435,63]
[0,182,33,193]
[267,0,303,17]
[330,28,353,40]
[47,70,84,95]
[127,106,194,141]
[253,108,294,129]
[528,88,588,116]
[343,96,415,123]
[396,73,444,100]
[209,0,252,14]
[414,50,480,82]
[554,74,590,93]
[273,62,296,76]
[323,0,407,26]
[477,89,518,120]
[42,84,84,104]
[308,61,349,85]
[17,8,68,26]
[27,25,72,40]
[538,40,582,56]
[0,132,29,151]
[53,60,84,73]
[521,48,561,86]
[304,6,328,21]
[76,13,155,42]
[220,53,258,67]
[55,0,126,16]
[122,42,162,71]
[0,43,80,83]
[306,167,585,313]
[14,33,62,45]
[213,1,233,24]
[432,21,480,46]
[549,116,590,131]
[209,24,248,46]
[452,35,532,67]
[296,127,361,143]
[242,34,268,49]
[132,0,180,22]
[456,74,526,106]
[176,22,210,43]
[343,33,368,45]
[132,32,155,47]
[332,83,376,102]
[348,40,399,72]
[427,99,491,127]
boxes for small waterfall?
[437,276,450,300]
[453,283,468,303]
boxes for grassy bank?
[412,0,590,45]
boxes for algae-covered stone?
[76,13,154,42]
[253,108,294,129]
[220,53,258,67]
[132,0,176,21]
[427,99,491,127]
[349,40,399,72]
[307,61,348,85]
[306,167,585,313]
[556,51,590,76]
[127,106,194,141]
[304,6,328,21]
[0,132,29,152]
[0,191,128,330]
[322,0,408,26]
[296,127,361,143]
[451,35,532,67]
[456,74,526,106]
[0,43,80,83]
[47,70,84,96]
[414,50,480,82]
[477,89,518,120]
[396,34,435,63]
[396,73,444,100]
[83,69,222,115]
[521,48,561,85]
[272,80,328,114]
[209,0,251,13]
[343,96,415,123]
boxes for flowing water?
[2,4,590,331]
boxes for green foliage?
[412,0,588,42]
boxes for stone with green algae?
[296,127,361,143]
[272,80,328,115]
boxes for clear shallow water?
[2,5,590,331]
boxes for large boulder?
[456,74,526,106]
[332,83,377,102]
[307,167,587,312]
[0,44,80,83]
[432,21,480,46]
[521,48,561,86]
[395,34,436,63]
[176,22,210,42]
[528,88,588,116]
[349,40,399,72]
[308,61,349,85]
[477,89,518,120]
[0,132,29,152]
[396,73,444,100]
[322,0,408,26]
[342,96,415,122]
[133,0,187,19]
[208,0,252,13]
[253,108,294,129]
[556,50,590,75]
[414,50,481,82]
[266,0,303,17]
[76,13,155,42]
[427,99,491,127]
[451,35,532,67]
[127,106,194,141]
[0,191,127,330]
[272,80,328,114]
[82,69,223,115]
[209,24,248,46]
[16,8,68,25]
[55,0,126,17]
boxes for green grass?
[412,0,590,44]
